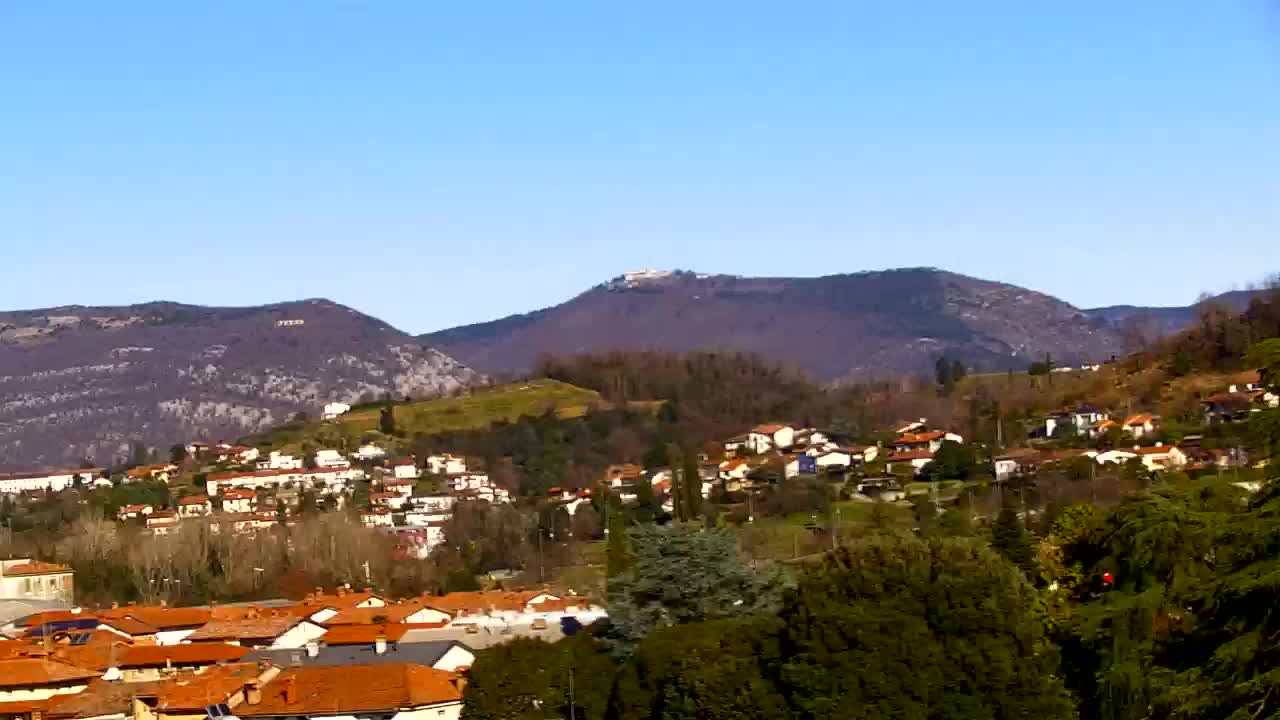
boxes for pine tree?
[606,502,632,578]
[682,452,703,521]
[990,505,1037,577]
[379,404,397,435]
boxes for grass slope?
[242,378,604,452]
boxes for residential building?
[0,658,98,704]
[258,451,303,471]
[176,495,212,518]
[1121,414,1158,439]
[322,402,352,420]
[185,615,325,649]
[145,511,179,535]
[125,464,179,484]
[248,640,474,673]
[425,454,467,476]
[745,424,795,453]
[355,444,386,461]
[222,488,257,514]
[894,431,963,454]
[390,458,420,480]
[360,509,394,528]
[233,663,464,720]
[886,450,935,475]
[116,504,153,521]
[0,560,74,602]
[313,450,347,469]
[993,448,1043,482]
[0,468,104,495]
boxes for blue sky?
[2,2,1278,333]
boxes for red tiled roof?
[179,495,209,505]
[319,624,409,645]
[2,561,72,577]
[154,662,262,711]
[237,664,461,716]
[185,616,302,642]
[100,606,212,630]
[1124,413,1154,426]
[46,678,165,719]
[897,431,947,444]
[421,591,553,615]
[0,658,100,688]
[751,423,788,434]
[323,602,438,626]
[890,450,935,461]
[120,643,249,667]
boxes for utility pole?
[569,667,577,720]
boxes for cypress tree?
[991,505,1037,577]
[606,502,632,577]
[683,452,703,520]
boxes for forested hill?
[422,268,1126,381]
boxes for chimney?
[305,640,319,658]
[284,677,298,705]
[375,634,388,655]
[245,681,262,706]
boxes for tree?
[1246,337,1280,388]
[936,356,955,390]
[605,502,632,578]
[923,439,976,481]
[379,405,397,436]
[604,524,784,656]
[771,535,1075,719]
[571,504,600,541]
[168,444,187,465]
[681,451,703,521]
[461,634,616,720]
[991,505,1038,577]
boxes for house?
[247,639,474,673]
[885,450,935,475]
[604,463,644,489]
[1095,449,1138,465]
[1044,407,1108,437]
[449,473,508,503]
[112,643,251,682]
[425,454,467,476]
[745,424,795,454]
[176,495,212,518]
[1121,414,1158,439]
[722,435,749,456]
[360,509,394,528]
[844,445,879,464]
[784,454,819,478]
[369,492,409,511]
[185,615,325,649]
[1133,444,1188,471]
[390,458,420,480]
[409,494,455,514]
[126,464,179,483]
[116,504,153,521]
[232,663,464,720]
[993,448,1043,482]
[894,431,963,454]
[354,444,386,461]
[99,606,212,645]
[1202,393,1255,425]
[145,511,179,535]
[313,450,347,469]
[895,419,928,434]
[322,602,451,627]
[0,468,104,495]
[322,402,351,420]
[216,445,260,465]
[222,488,258,514]
[420,591,607,637]
[0,658,99,704]
[0,560,74,602]
[258,451,303,471]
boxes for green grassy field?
[241,378,605,452]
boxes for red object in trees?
[1102,571,1114,586]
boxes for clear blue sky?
[3,2,1278,334]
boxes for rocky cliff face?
[0,299,481,469]
[423,268,1126,382]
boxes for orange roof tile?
[751,423,789,434]
[890,450,935,461]
[1124,413,1154,426]
[897,431,947,444]
[185,616,302,643]
[0,658,100,688]
[46,678,165,719]
[2,561,71,577]
[238,664,461,716]
[323,603,435,626]
[420,590,552,615]
[155,662,262,711]
[120,643,250,667]
[101,606,211,630]
[319,624,409,645]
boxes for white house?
[392,458,420,480]
[177,495,212,518]
[425,454,468,475]
[0,558,74,601]
[894,432,963,454]
[117,504,154,521]
[815,450,854,470]
[1121,414,1158,439]
[313,449,348,469]
[355,444,387,461]
[1045,407,1108,437]
[361,509,394,528]
[322,402,352,420]
[145,511,180,535]
[222,488,258,514]
[1134,444,1187,471]
[382,478,416,497]
[886,450,935,475]
[1095,449,1139,465]
[259,451,304,471]
[0,468,104,495]
[0,658,97,704]
[745,424,795,454]
[410,494,456,513]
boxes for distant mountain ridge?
[1083,289,1262,337]
[0,299,481,468]
[421,268,1128,382]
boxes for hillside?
[422,268,1126,381]
[0,299,481,468]
[1084,289,1262,338]
[240,378,604,453]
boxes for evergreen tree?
[991,504,1038,577]
[682,451,703,521]
[605,501,632,578]
[378,404,397,435]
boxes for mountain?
[422,268,1126,382]
[1084,290,1263,337]
[0,299,481,469]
